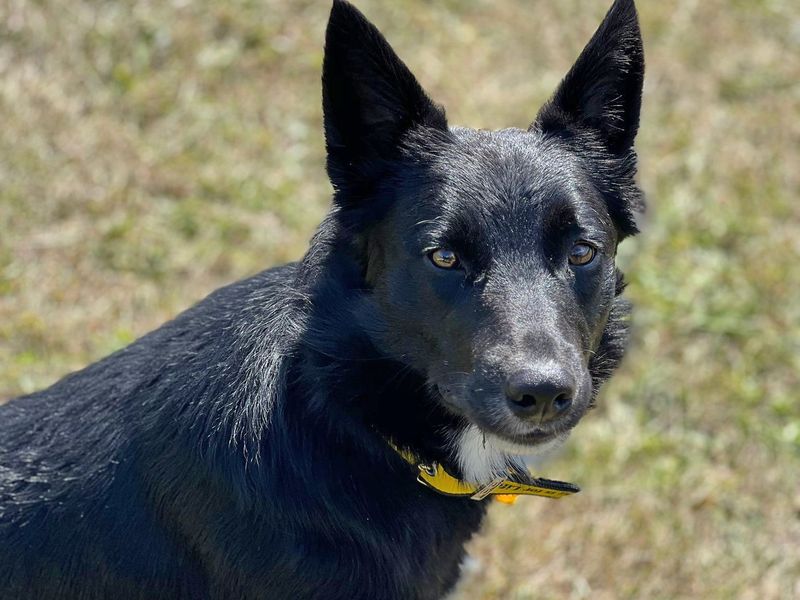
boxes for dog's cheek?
[368,263,441,359]
[592,265,620,347]
[573,261,618,350]
[391,271,476,373]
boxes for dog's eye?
[429,249,459,269]
[569,242,596,266]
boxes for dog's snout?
[504,369,575,424]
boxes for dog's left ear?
[531,0,644,156]
[322,0,447,194]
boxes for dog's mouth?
[470,415,570,450]
[498,428,561,447]
[431,382,587,484]
[433,383,585,450]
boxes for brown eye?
[569,242,596,266]
[429,248,459,269]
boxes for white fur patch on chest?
[452,425,568,484]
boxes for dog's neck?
[296,338,460,470]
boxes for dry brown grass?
[1,0,799,597]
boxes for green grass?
[1,0,799,597]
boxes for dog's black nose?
[505,370,574,424]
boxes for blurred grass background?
[1,0,798,597]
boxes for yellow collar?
[387,440,579,505]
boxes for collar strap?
[388,441,579,503]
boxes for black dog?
[0,0,644,598]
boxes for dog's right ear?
[322,0,447,195]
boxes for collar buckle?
[469,476,506,500]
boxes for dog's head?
[321,0,644,481]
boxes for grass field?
[1,0,799,597]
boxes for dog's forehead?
[441,127,581,196]
[413,128,577,215]
[409,127,604,238]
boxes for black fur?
[0,1,645,598]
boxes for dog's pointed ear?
[531,0,644,155]
[323,0,447,192]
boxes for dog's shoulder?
[0,262,306,496]
[0,262,310,591]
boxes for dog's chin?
[486,430,569,455]
[434,385,578,483]
[451,424,571,485]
